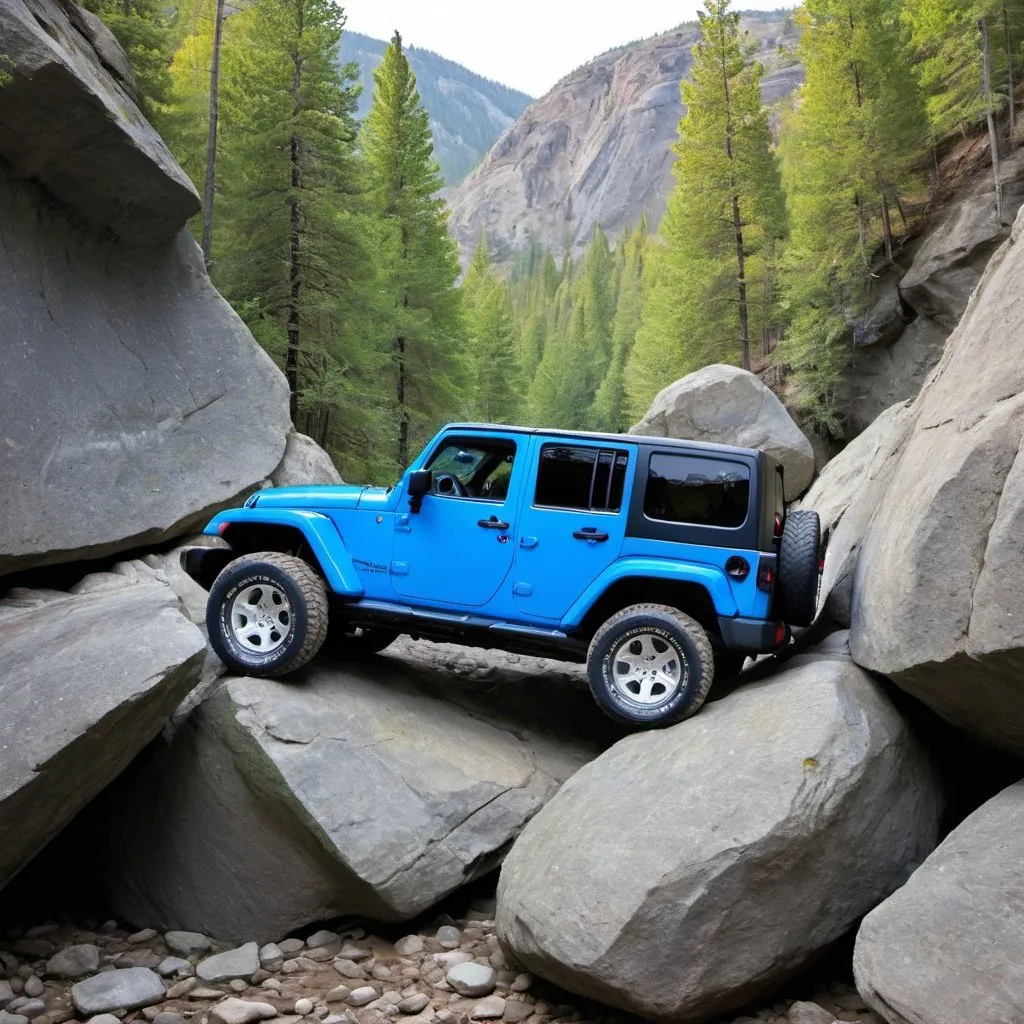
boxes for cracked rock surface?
[0,571,206,892]
[496,644,942,1023]
[105,657,600,943]
[851,203,1024,756]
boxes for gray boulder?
[269,433,343,488]
[46,944,100,979]
[196,944,260,982]
[797,401,914,626]
[854,781,1024,1024]
[105,654,599,942]
[496,647,942,1023]
[851,204,1024,755]
[71,968,166,1015]
[631,365,815,499]
[0,576,205,892]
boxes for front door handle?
[573,528,610,542]
[478,516,510,530]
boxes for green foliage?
[0,55,12,87]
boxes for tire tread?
[777,510,821,627]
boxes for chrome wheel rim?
[610,631,685,708]
[229,583,292,654]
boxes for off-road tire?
[777,509,821,628]
[207,551,328,677]
[586,604,715,729]
[328,623,400,657]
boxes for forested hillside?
[340,31,533,183]
[80,0,1024,481]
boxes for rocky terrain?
[3,3,1024,1024]
[446,14,802,268]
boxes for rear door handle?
[573,528,609,542]
[478,516,510,530]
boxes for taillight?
[757,555,776,591]
[774,623,787,646]
[774,513,784,538]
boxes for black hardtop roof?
[442,423,770,463]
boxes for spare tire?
[777,509,821,627]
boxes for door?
[391,433,524,608]
[513,440,634,621]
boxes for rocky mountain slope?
[340,31,532,184]
[446,13,803,266]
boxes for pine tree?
[362,32,466,469]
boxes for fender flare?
[204,508,364,597]
[561,557,737,628]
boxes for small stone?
[0,984,12,1010]
[187,988,225,1000]
[12,943,52,961]
[293,958,318,972]
[229,980,247,993]
[71,969,166,1016]
[259,979,282,992]
[152,1014,186,1024]
[509,975,532,994]
[142,1011,162,1022]
[305,933,338,950]
[346,989,377,1008]
[157,958,192,979]
[165,934,213,959]
[788,1003,838,1024]
[278,940,304,957]
[392,938,423,959]
[395,995,428,1015]
[321,1017,350,1024]
[502,1003,533,1024]
[435,929,460,952]
[433,952,472,971]
[23,929,55,941]
[47,946,101,979]
[126,931,157,946]
[165,979,197,1000]
[337,946,370,963]
[99,923,118,934]
[249,971,269,986]
[370,966,391,982]
[332,961,365,981]
[113,952,163,971]
[446,964,496,998]
[20,982,41,1002]
[16,1002,43,1018]
[469,996,504,1020]
[302,949,334,964]
[209,999,278,1024]
[0,1012,27,1024]
[197,945,260,983]
[32,1015,51,1024]
[257,945,282,971]
[0,953,18,974]
[434,1012,456,1024]
[85,1016,122,1024]
[293,1000,313,1016]
[324,987,349,1004]
[280,963,298,976]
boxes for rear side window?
[644,453,750,528]
[535,445,628,512]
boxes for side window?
[534,445,628,512]
[426,438,517,499]
[644,453,750,528]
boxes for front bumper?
[718,615,788,652]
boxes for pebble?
[345,988,377,1008]
[12,943,53,961]
[502,1003,533,1024]
[337,946,370,963]
[47,946,100,980]
[0,984,12,1009]
[15,1002,43,1019]
[302,948,334,964]
[165,934,213,959]
[187,988,225,1000]
[164,979,197,1000]
[321,1017,350,1024]
[446,963,496,998]
[434,1012,456,1024]
[0,1012,27,1024]
[113,952,162,971]
[152,1014,187,1024]
[141,1009,161,1022]
[71,969,166,1016]
[260,980,282,992]
[278,940,305,957]
[305,933,337,950]
[0,954,18,974]
[229,979,248,993]
[24,928,56,940]
[510,974,532,993]
[433,952,472,971]
[395,995,428,1015]
[156,958,192,979]
[435,928,461,951]
[392,938,423,958]
[470,996,505,1020]
[126,931,157,946]
[98,923,118,934]
[788,1004,837,1024]
[209,999,278,1024]
[324,987,349,1004]
[331,961,365,981]
[197,944,260,983]
[257,945,282,971]
[370,965,391,981]
[280,962,299,976]
[294,999,313,1016]
[85,1016,121,1024]
[21,981,41,1001]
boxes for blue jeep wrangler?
[183,424,821,727]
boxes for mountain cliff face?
[447,14,802,266]
[340,31,533,184]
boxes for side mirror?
[407,469,432,513]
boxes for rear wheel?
[207,552,329,677]
[586,604,715,728]
[777,509,821,627]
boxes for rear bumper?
[718,615,788,652]
[180,546,233,591]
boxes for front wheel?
[586,604,715,728]
[207,551,329,677]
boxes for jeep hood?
[245,484,376,510]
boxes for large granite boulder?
[631,365,815,499]
[0,574,205,892]
[798,402,914,626]
[854,781,1024,1024]
[495,645,942,1023]
[0,0,292,577]
[105,652,602,943]
[269,433,343,488]
[851,205,1024,756]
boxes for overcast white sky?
[343,1,786,97]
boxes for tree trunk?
[878,177,894,263]
[287,132,301,425]
[980,17,1004,221]
[1006,7,1017,151]
[200,0,225,270]
[396,335,408,467]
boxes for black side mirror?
[407,469,432,513]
